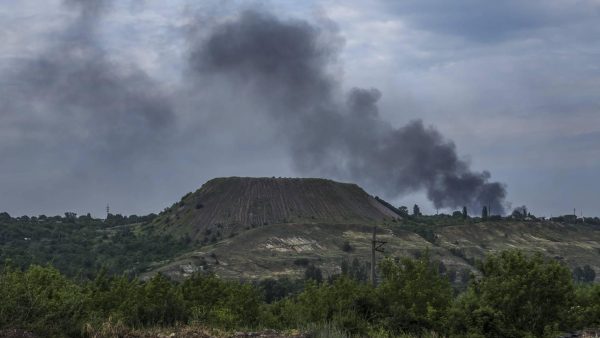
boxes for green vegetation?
[0,213,190,278]
[1,177,600,337]
[1,250,598,337]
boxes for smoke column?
[0,4,507,215]
[0,0,175,213]
[189,10,507,213]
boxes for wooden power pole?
[371,226,386,287]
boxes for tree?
[378,252,453,333]
[340,257,369,283]
[512,205,528,219]
[341,241,353,252]
[573,265,596,283]
[398,206,409,216]
[413,204,421,216]
[285,276,375,335]
[450,250,574,337]
[304,264,323,284]
[0,212,11,222]
[482,206,488,220]
[0,265,83,336]
[462,206,468,219]
[64,212,77,222]
[572,283,600,329]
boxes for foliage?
[340,257,369,283]
[449,250,575,337]
[0,265,83,337]
[570,283,600,329]
[181,274,262,329]
[304,264,323,284]
[0,214,189,278]
[512,205,529,219]
[413,204,421,216]
[257,277,304,303]
[573,265,596,283]
[341,241,353,253]
[0,250,598,337]
[265,253,453,336]
[377,253,453,334]
[398,206,409,216]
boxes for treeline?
[0,214,188,278]
[380,202,600,225]
[0,211,157,226]
[1,250,599,338]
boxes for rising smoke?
[0,0,175,213]
[189,10,507,213]
[2,0,173,163]
[0,3,507,215]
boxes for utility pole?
[370,226,386,287]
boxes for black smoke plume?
[0,5,507,215]
[189,10,507,213]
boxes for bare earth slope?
[150,177,398,241]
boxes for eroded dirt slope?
[150,177,399,241]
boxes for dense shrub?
[0,265,84,337]
[449,250,575,337]
[0,216,189,278]
[181,274,262,329]
[1,250,598,338]
[570,283,600,329]
[377,253,453,334]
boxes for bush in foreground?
[1,250,598,337]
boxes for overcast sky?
[1,0,599,218]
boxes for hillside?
[148,177,399,243]
[3,176,599,285]
[148,219,600,283]
[143,177,600,283]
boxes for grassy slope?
[148,219,600,282]
[436,221,600,271]
[143,177,600,282]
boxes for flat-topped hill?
[143,177,600,283]
[150,177,399,241]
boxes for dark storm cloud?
[190,10,507,213]
[0,2,519,216]
[383,0,600,42]
[189,10,339,113]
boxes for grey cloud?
[190,9,507,213]
[0,0,176,214]
[383,0,600,42]
[5,0,174,159]
[63,0,111,16]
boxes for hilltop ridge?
[149,177,399,242]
